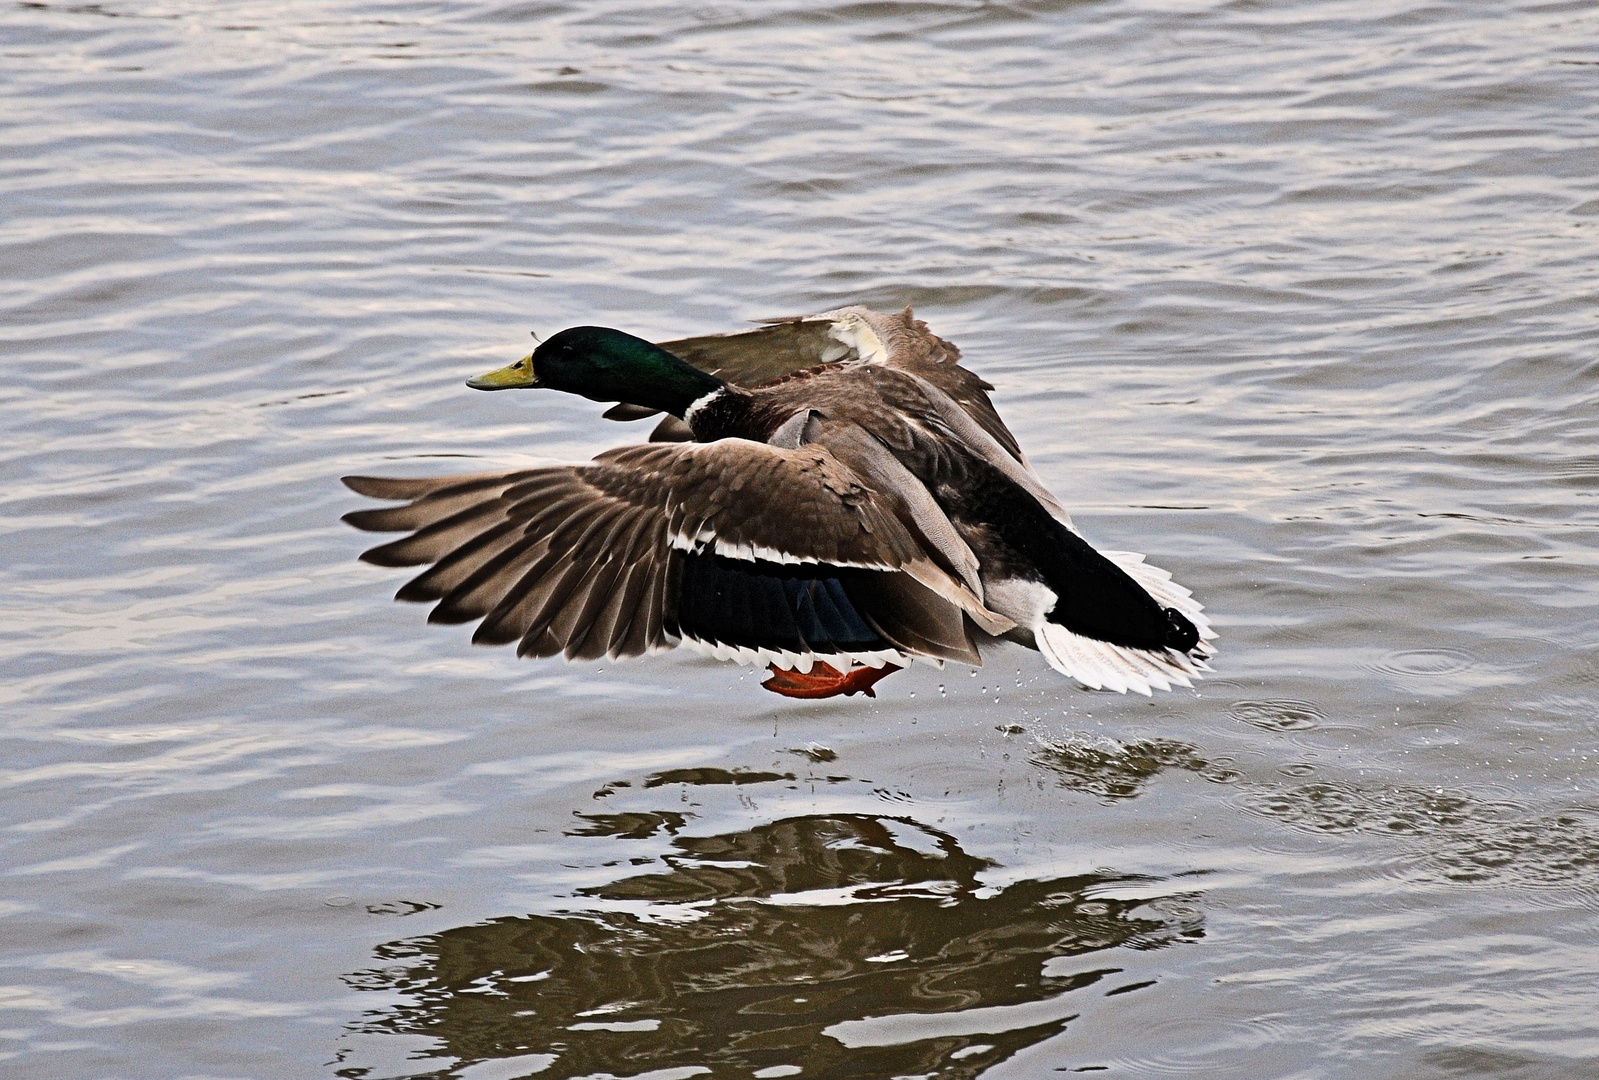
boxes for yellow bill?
[466,354,537,390]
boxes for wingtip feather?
[342,475,414,499]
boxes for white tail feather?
[1104,550,1216,654]
[1037,621,1205,696]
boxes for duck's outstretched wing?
[655,318,850,388]
[607,307,1025,461]
[341,441,996,670]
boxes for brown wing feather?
[355,500,517,568]
[550,537,638,659]
[395,519,522,603]
[341,471,520,503]
[583,441,926,569]
[657,320,850,386]
[432,535,557,626]
[341,439,984,664]
[847,572,980,665]
[470,545,566,646]
[860,306,1026,464]
[341,472,539,532]
[658,307,1025,466]
[567,512,654,660]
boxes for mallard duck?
[341,306,1214,699]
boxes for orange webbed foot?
[761,661,903,699]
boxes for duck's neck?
[628,348,727,418]
[683,385,765,441]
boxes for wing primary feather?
[429,533,554,625]
[341,471,526,503]
[516,495,643,655]
[582,517,658,659]
[468,544,568,644]
[394,519,522,603]
[358,499,514,568]
[426,488,621,625]
[342,475,531,533]
[557,510,654,660]
[516,558,596,657]
[614,520,671,657]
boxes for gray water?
[4,1,1599,1077]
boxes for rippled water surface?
[4,1,1599,1077]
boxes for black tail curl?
[1162,606,1200,653]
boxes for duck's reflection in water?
[345,814,1202,1077]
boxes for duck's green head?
[467,326,724,417]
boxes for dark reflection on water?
[344,814,1202,1077]
[643,767,797,788]
[566,809,693,839]
[1031,733,1240,801]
